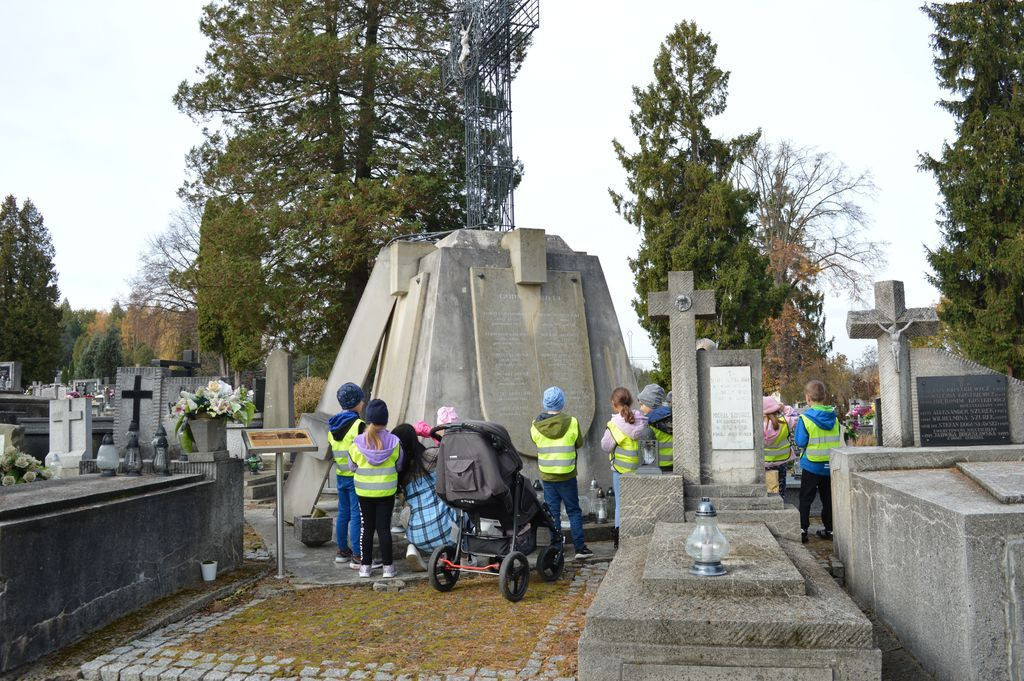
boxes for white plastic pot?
[200,560,218,582]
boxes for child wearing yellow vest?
[637,384,673,472]
[329,382,365,565]
[600,387,651,548]
[530,386,593,561]
[793,380,841,544]
[762,396,796,498]
[347,399,404,579]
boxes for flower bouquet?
[172,381,256,453]
[1,447,52,486]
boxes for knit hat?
[763,396,784,415]
[638,384,666,409]
[336,382,365,410]
[436,406,459,426]
[413,420,432,438]
[542,386,565,411]
[364,399,389,426]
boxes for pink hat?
[413,420,432,438]
[763,396,784,415]
[436,406,459,426]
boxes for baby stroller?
[427,420,566,602]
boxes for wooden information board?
[242,428,319,454]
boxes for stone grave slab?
[470,267,594,457]
[578,521,880,680]
[917,375,1010,446]
[642,522,804,598]
[697,350,765,485]
[264,349,294,428]
[957,461,1024,504]
[48,397,93,459]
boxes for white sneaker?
[382,564,397,579]
[358,565,372,578]
[405,544,426,572]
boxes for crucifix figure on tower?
[444,0,540,231]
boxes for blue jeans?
[542,479,586,551]
[336,474,361,554]
[612,470,621,528]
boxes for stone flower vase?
[189,417,227,453]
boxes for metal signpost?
[242,428,319,579]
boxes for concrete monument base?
[578,521,880,681]
[832,444,1024,681]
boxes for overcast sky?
[0,1,952,366]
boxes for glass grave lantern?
[685,497,731,576]
[151,425,171,476]
[96,433,119,477]
[123,426,143,476]
[637,438,660,473]
[594,486,608,523]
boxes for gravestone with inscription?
[48,397,93,463]
[917,375,1011,446]
[293,227,633,517]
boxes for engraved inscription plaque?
[917,375,1010,446]
[471,268,595,456]
[709,365,754,450]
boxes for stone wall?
[0,459,243,672]
[831,445,1024,681]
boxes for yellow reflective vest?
[800,413,842,463]
[650,426,673,468]
[349,442,400,498]
[607,421,639,474]
[329,418,364,477]
[764,420,792,463]
[531,417,580,476]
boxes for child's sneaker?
[382,564,397,579]
[573,546,594,561]
[335,548,352,564]
[358,565,372,578]
[349,555,362,569]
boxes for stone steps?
[244,470,289,500]
[684,483,768,498]
[684,494,784,511]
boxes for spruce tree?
[176,0,464,367]
[0,196,62,382]
[611,22,783,384]
[921,1,1024,377]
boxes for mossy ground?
[182,574,587,675]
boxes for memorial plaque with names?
[709,366,755,450]
[470,267,595,457]
[917,375,1010,446]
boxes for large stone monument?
[0,361,22,392]
[282,229,637,524]
[832,279,1024,681]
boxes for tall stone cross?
[121,374,154,430]
[648,271,717,484]
[847,280,939,447]
[51,402,84,454]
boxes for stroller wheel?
[537,545,564,582]
[428,544,460,593]
[499,551,530,602]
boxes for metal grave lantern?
[123,423,143,476]
[152,425,171,476]
[685,497,730,577]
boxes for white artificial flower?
[23,470,36,482]
[1,475,14,486]
[207,380,221,392]
[14,455,30,469]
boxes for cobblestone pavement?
[80,563,609,681]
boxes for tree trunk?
[353,0,381,181]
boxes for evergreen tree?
[93,324,124,381]
[0,196,63,382]
[610,22,783,384]
[175,0,464,367]
[921,1,1024,377]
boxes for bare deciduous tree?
[128,202,201,312]
[737,140,883,300]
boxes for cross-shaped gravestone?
[50,401,83,453]
[648,271,717,484]
[847,280,939,447]
[121,374,154,430]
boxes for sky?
[0,1,953,367]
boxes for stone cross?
[847,280,939,447]
[121,374,154,429]
[648,271,717,483]
[51,402,83,453]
